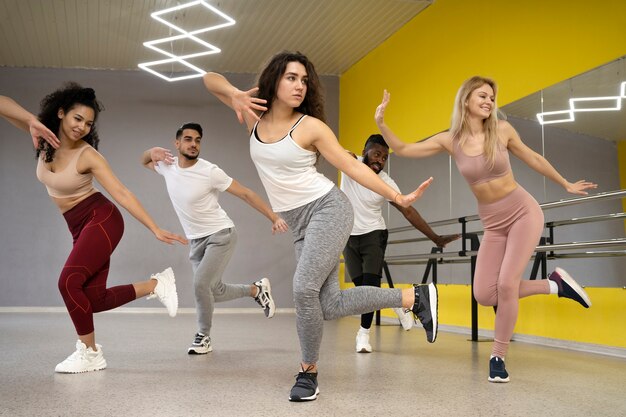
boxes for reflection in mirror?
[500,56,626,287]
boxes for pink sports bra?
[36,145,96,198]
[452,137,511,185]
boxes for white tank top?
[249,115,334,212]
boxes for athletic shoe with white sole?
[549,267,592,308]
[55,340,107,374]
[253,278,275,318]
[488,356,510,383]
[393,307,414,331]
[187,332,212,354]
[289,367,319,402]
[411,283,438,343]
[355,329,372,353]
[147,267,178,317]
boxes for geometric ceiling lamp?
[138,0,235,82]
[536,81,625,125]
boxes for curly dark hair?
[36,82,104,162]
[256,51,325,122]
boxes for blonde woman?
[375,76,596,383]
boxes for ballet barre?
[383,189,626,340]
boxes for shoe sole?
[187,347,212,354]
[356,347,372,353]
[289,387,320,402]
[427,283,438,343]
[555,267,592,308]
[55,360,107,374]
[488,376,510,383]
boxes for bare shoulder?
[78,145,107,172]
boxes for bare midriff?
[469,171,518,204]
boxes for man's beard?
[362,154,381,174]
[180,151,198,160]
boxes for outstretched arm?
[86,148,187,245]
[141,147,174,171]
[390,203,460,247]
[375,90,447,158]
[504,121,597,195]
[226,179,288,234]
[202,73,268,131]
[0,95,60,149]
[311,118,432,207]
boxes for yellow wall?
[339,0,626,348]
[340,0,626,151]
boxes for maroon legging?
[473,186,550,357]
[60,192,136,335]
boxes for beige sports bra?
[36,145,95,199]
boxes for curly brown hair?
[36,82,104,162]
[256,51,325,122]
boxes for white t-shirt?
[155,157,234,239]
[340,157,400,236]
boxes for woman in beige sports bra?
[1,84,187,374]
[375,76,597,383]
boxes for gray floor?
[1,311,625,417]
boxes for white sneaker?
[147,267,178,317]
[355,330,372,353]
[253,277,276,318]
[55,340,107,373]
[393,307,414,331]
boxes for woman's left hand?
[395,177,433,207]
[565,180,598,195]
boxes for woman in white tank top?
[203,51,436,402]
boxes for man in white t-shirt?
[142,122,288,354]
[340,134,459,353]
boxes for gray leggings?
[189,227,249,335]
[281,187,403,364]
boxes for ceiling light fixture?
[138,0,235,82]
[536,81,625,125]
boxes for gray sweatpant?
[189,227,249,335]
[280,187,403,364]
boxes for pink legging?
[60,193,136,335]
[473,186,550,357]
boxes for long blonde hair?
[450,76,499,168]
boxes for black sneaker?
[549,267,591,308]
[253,278,276,318]
[187,333,212,354]
[288,367,319,402]
[488,356,510,383]
[411,283,438,343]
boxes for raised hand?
[150,147,174,165]
[30,118,60,149]
[232,87,268,124]
[565,180,598,196]
[394,177,433,207]
[374,90,391,127]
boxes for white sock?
[548,280,558,294]
[490,354,505,361]
[359,327,370,334]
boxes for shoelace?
[193,334,207,345]
[293,365,317,388]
